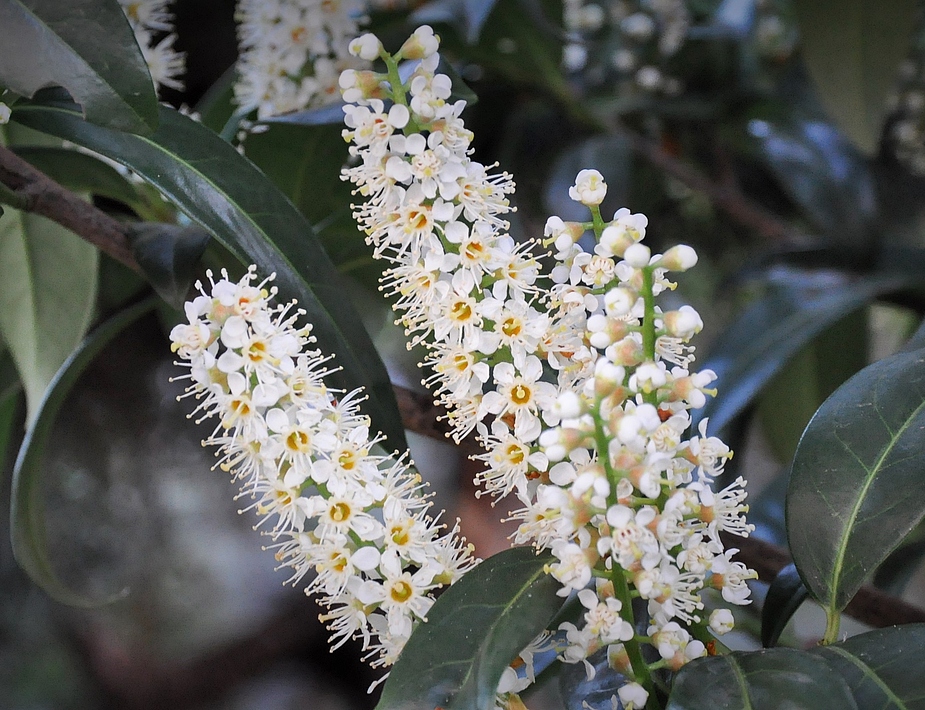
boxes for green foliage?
[788,347,925,626]
[126,223,211,309]
[11,99,408,451]
[761,563,809,648]
[376,547,561,710]
[794,0,918,154]
[10,297,156,606]
[0,0,158,134]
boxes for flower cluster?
[340,27,756,704]
[234,0,368,118]
[888,15,925,174]
[118,0,185,92]
[170,267,475,670]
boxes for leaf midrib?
[824,645,907,709]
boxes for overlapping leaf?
[0,0,157,134]
[787,347,925,615]
[761,563,809,648]
[11,297,156,606]
[376,547,562,710]
[12,100,408,451]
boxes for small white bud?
[623,242,651,267]
[568,168,607,206]
[348,33,383,61]
[604,287,635,317]
[709,608,735,635]
[660,244,698,271]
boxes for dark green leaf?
[559,648,629,710]
[376,547,562,710]
[0,0,158,134]
[744,118,877,246]
[761,563,809,648]
[787,347,925,615]
[127,223,211,309]
[11,297,157,606]
[811,625,925,709]
[667,648,858,710]
[695,272,904,435]
[12,146,144,210]
[195,64,239,136]
[12,101,408,451]
[794,0,917,154]
[872,522,925,596]
[462,0,501,42]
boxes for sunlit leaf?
[11,297,157,606]
[0,0,158,134]
[787,346,925,616]
[376,547,562,710]
[811,625,925,709]
[794,0,917,154]
[667,648,858,710]
[12,100,408,451]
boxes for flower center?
[286,430,311,452]
[330,502,351,522]
[390,580,413,603]
[510,383,532,406]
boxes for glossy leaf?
[12,146,145,210]
[761,563,810,648]
[13,100,408,451]
[0,0,158,134]
[811,625,925,709]
[794,0,917,154]
[744,118,877,246]
[667,648,857,710]
[787,347,925,615]
[694,272,904,435]
[0,131,98,422]
[376,547,562,710]
[127,223,211,308]
[11,297,157,606]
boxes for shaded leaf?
[559,648,629,710]
[0,0,158,134]
[12,101,408,451]
[12,146,144,210]
[761,563,810,648]
[11,297,157,606]
[376,547,562,710]
[667,647,857,710]
[787,347,925,616]
[744,118,877,246]
[811,624,925,709]
[794,0,918,154]
[127,223,211,309]
[694,271,904,435]
[871,521,925,596]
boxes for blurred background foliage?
[5,0,925,707]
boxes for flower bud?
[598,224,635,257]
[348,33,383,61]
[709,608,735,635]
[623,242,651,267]
[604,287,636,317]
[568,169,607,206]
[663,305,703,340]
[660,244,698,271]
[399,25,439,59]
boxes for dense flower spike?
[341,27,756,703]
[234,0,369,118]
[119,0,185,92]
[170,268,475,671]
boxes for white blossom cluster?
[234,0,369,118]
[562,0,689,96]
[118,0,185,92]
[340,27,755,702]
[170,267,475,670]
[889,21,925,175]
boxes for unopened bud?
[399,25,439,59]
[660,244,698,271]
[623,242,651,268]
[569,169,607,206]
[348,33,383,61]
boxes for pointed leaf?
[127,223,211,308]
[761,563,810,648]
[0,198,98,421]
[794,0,918,154]
[811,624,925,709]
[694,273,905,435]
[0,0,158,134]
[11,297,157,606]
[376,547,562,710]
[667,648,858,710]
[12,101,408,451]
[787,347,925,615]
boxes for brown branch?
[0,144,140,271]
[604,119,806,246]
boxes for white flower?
[618,682,649,710]
[569,168,607,206]
[709,608,735,635]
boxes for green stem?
[610,564,658,709]
[589,204,606,239]
[822,608,841,645]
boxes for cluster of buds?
[234,0,367,118]
[170,268,475,671]
[340,26,756,706]
[118,0,185,92]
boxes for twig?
[0,144,140,271]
